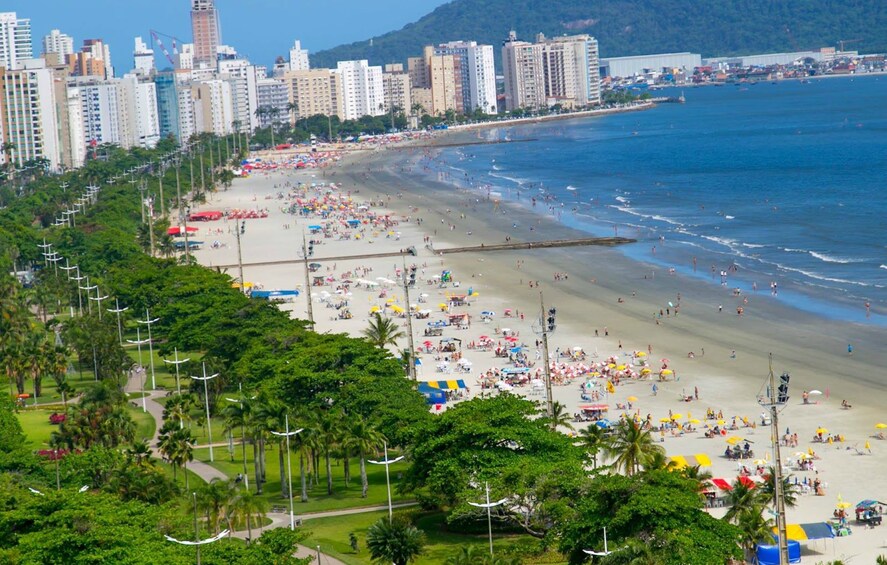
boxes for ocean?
[426,75,887,324]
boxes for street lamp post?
[269,414,303,530]
[107,298,129,345]
[137,309,160,389]
[162,492,230,565]
[163,348,190,395]
[190,364,219,462]
[367,441,404,522]
[88,286,109,320]
[467,482,508,557]
[125,328,150,413]
[225,386,254,490]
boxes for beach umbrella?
[717,420,726,426]
[660,369,674,376]
[640,368,652,375]
[688,418,701,424]
[635,351,647,357]
[616,365,627,371]
[481,310,495,317]
[816,427,828,435]
[725,436,743,445]
[671,414,683,420]
[876,423,887,429]
[808,390,823,395]
[753,459,768,466]
[660,417,672,423]
[794,452,809,460]
[627,396,638,402]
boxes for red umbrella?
[504,336,518,342]
[167,226,199,236]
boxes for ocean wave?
[615,195,630,204]
[607,205,685,227]
[741,243,766,249]
[566,185,578,191]
[491,164,502,171]
[808,251,865,264]
[882,265,887,270]
[488,172,530,187]
[724,215,735,220]
[773,262,881,288]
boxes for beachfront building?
[601,52,702,79]
[282,68,344,121]
[119,73,160,148]
[218,59,259,132]
[501,31,545,111]
[537,33,601,108]
[132,37,155,77]
[42,29,73,60]
[408,47,462,116]
[68,38,114,80]
[432,41,497,115]
[336,60,384,120]
[155,70,196,142]
[191,79,233,135]
[0,59,62,170]
[62,84,85,169]
[256,77,290,127]
[191,0,221,66]
[288,40,310,71]
[73,77,123,147]
[0,12,32,70]
[381,64,411,115]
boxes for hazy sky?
[6,0,449,69]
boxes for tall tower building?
[433,41,497,115]
[42,29,74,59]
[0,59,61,170]
[288,40,309,71]
[133,37,155,77]
[191,0,221,65]
[0,12,33,70]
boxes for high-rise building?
[288,40,309,71]
[336,60,384,120]
[256,77,289,127]
[42,29,73,59]
[63,86,86,169]
[501,31,544,111]
[537,33,600,107]
[191,0,221,65]
[133,37,155,77]
[218,59,258,132]
[0,59,61,170]
[68,38,114,79]
[191,79,233,135]
[155,70,195,142]
[408,47,462,116]
[0,12,32,70]
[282,69,343,121]
[74,78,123,146]
[120,74,160,148]
[381,69,411,115]
[433,41,497,115]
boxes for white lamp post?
[467,482,508,557]
[163,348,190,394]
[136,309,160,389]
[225,386,256,490]
[269,414,303,530]
[583,527,623,557]
[190,364,219,462]
[164,492,230,565]
[107,299,129,345]
[368,441,404,522]
[125,328,150,412]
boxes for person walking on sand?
[847,344,853,356]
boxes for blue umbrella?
[510,347,523,354]
[595,419,612,428]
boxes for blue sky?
[7,0,449,69]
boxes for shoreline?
[191,134,887,560]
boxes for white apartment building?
[501,32,544,111]
[64,86,85,168]
[336,60,384,120]
[538,34,601,107]
[191,79,233,135]
[0,59,61,170]
[0,12,32,70]
[256,77,289,126]
[433,41,497,114]
[75,78,123,146]
[218,59,258,132]
[288,40,309,71]
[42,29,73,59]
[120,74,160,148]
[132,37,155,77]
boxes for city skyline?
[2,0,449,69]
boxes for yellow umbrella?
[717,419,726,426]
[794,451,808,460]
[689,418,701,424]
[865,441,871,450]
[635,351,647,357]
[726,436,743,445]
[607,363,617,369]
[671,414,683,420]
[659,417,672,423]
[816,427,828,435]
[627,396,638,402]
[616,364,627,371]
[876,423,887,429]
[752,459,768,466]
[661,369,674,375]
[640,368,652,374]
[370,305,380,313]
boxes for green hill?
[311,0,887,68]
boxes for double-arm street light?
[368,441,404,522]
[163,348,190,395]
[467,482,508,557]
[125,328,150,413]
[269,414,303,531]
[190,364,219,462]
[136,309,160,389]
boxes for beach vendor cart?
[854,500,883,526]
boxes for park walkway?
[126,372,416,563]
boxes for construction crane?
[838,38,861,52]
[150,30,182,67]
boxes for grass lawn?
[194,445,412,513]
[302,509,559,565]
[16,405,155,449]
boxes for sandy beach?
[189,137,887,562]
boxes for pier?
[212,236,636,270]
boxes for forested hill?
[311,0,887,68]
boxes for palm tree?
[286,101,299,126]
[577,425,606,469]
[163,393,196,429]
[362,313,405,349]
[126,439,155,467]
[759,466,798,509]
[445,546,482,565]
[365,517,426,565]
[290,421,313,502]
[604,419,664,476]
[198,478,236,534]
[158,424,195,489]
[680,464,713,490]
[256,401,290,497]
[316,409,342,495]
[2,141,15,178]
[222,397,252,488]
[723,480,763,524]
[231,488,269,542]
[344,417,385,497]
[547,401,574,431]
[734,505,773,561]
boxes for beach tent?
[251,290,299,301]
[756,541,801,565]
[669,454,712,468]
[419,380,466,391]
[771,522,835,541]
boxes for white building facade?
[0,59,61,170]
[42,29,73,59]
[120,74,160,148]
[0,12,32,70]
[336,60,384,120]
[433,41,497,115]
[288,40,309,71]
